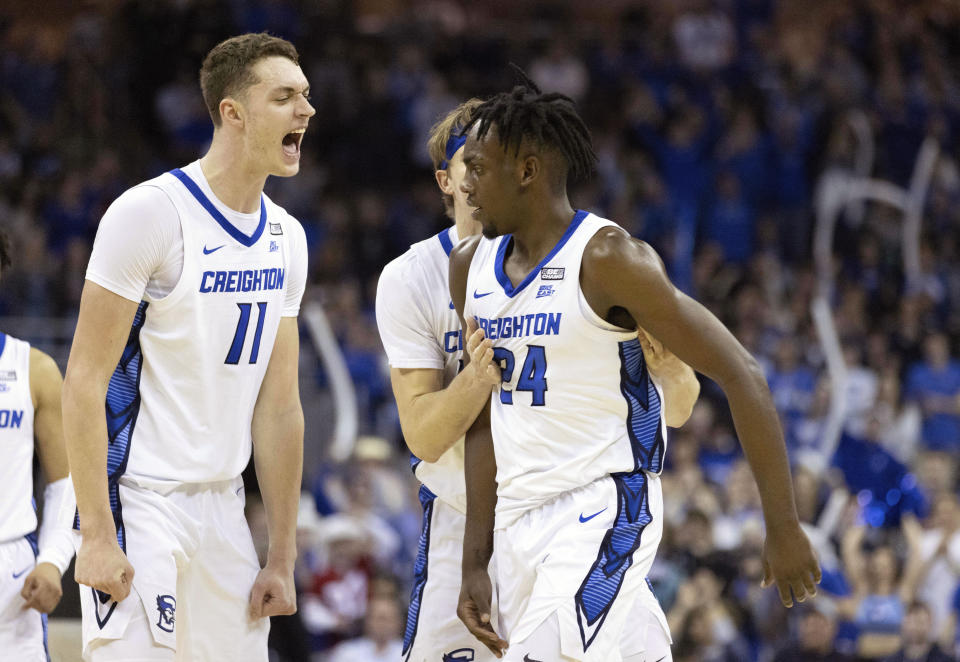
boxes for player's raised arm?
[20,348,76,614]
[580,227,821,608]
[449,236,507,657]
[62,282,140,601]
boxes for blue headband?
[438,133,467,170]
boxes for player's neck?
[453,214,481,240]
[199,142,267,214]
[509,197,576,267]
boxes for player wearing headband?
[376,97,699,661]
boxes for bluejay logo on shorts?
[156,594,176,633]
[443,648,475,662]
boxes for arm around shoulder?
[449,234,483,321]
[378,237,497,462]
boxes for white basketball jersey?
[465,211,667,529]
[376,227,467,512]
[101,164,293,494]
[0,333,37,542]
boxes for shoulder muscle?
[29,347,63,408]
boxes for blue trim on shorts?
[403,484,437,659]
[41,612,49,662]
[574,470,652,652]
[618,338,664,473]
[25,530,39,556]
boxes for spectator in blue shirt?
[906,333,960,452]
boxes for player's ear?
[519,154,539,188]
[435,169,453,195]
[219,97,244,128]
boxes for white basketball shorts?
[494,471,671,662]
[0,536,47,662]
[403,484,499,662]
[78,476,268,661]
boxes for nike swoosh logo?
[579,507,608,523]
[203,244,225,254]
[473,289,493,298]
[12,566,32,579]
[523,655,544,662]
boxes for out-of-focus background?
[1,1,960,661]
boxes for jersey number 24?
[493,345,547,406]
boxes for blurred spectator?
[873,367,922,465]
[326,592,404,662]
[703,171,755,264]
[672,0,737,73]
[529,37,589,102]
[670,568,751,662]
[882,601,957,662]
[906,333,960,453]
[300,514,375,651]
[767,336,817,448]
[837,525,917,659]
[912,493,960,638]
[772,599,858,662]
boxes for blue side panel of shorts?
[403,484,437,659]
[574,470,652,652]
[618,338,665,473]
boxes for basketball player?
[0,230,76,661]
[376,100,700,661]
[61,33,311,661]
[451,81,821,661]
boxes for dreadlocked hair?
[465,77,597,185]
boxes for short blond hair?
[426,98,483,171]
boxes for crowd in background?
[2,0,960,660]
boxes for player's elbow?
[732,352,768,394]
[400,426,444,464]
[412,447,442,464]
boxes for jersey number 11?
[225,302,268,365]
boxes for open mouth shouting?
[282,127,306,160]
